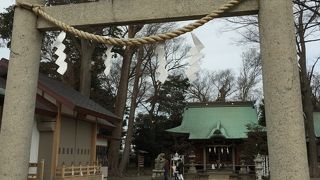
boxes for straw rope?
[17,0,241,46]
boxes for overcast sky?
[0,0,319,74]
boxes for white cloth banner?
[53,31,67,75]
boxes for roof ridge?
[186,101,255,108]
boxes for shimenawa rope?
[16,0,241,46]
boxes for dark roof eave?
[39,81,120,122]
[74,105,121,123]
[38,82,75,109]
[98,124,116,130]
[166,131,189,137]
[62,112,116,128]
[35,108,57,117]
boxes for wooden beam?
[203,147,206,171]
[90,122,97,163]
[51,104,62,179]
[37,0,258,30]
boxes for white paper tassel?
[191,33,205,51]
[103,45,113,77]
[155,44,168,83]
[53,31,67,75]
[186,33,204,82]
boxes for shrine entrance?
[0,0,311,179]
[206,145,233,170]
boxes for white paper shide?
[186,33,204,82]
[155,44,168,83]
[53,31,67,75]
[103,45,114,77]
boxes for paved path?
[108,176,320,180]
[108,176,150,180]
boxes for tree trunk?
[298,24,320,177]
[108,25,142,176]
[79,39,96,96]
[119,47,144,174]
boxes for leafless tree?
[187,69,236,102]
[138,23,190,117]
[213,69,236,102]
[108,25,143,176]
[226,0,320,176]
[115,23,190,174]
[236,48,262,101]
[187,71,216,102]
[295,1,320,176]
[119,47,145,174]
[311,72,320,109]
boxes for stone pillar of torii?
[0,0,310,179]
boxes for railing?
[27,159,45,180]
[261,155,270,177]
[55,163,101,178]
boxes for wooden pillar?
[37,159,45,180]
[0,0,43,179]
[259,0,309,179]
[90,122,98,163]
[51,104,62,179]
[232,145,235,173]
[203,147,206,171]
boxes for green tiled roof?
[167,103,258,139]
[314,112,320,138]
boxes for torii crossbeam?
[0,0,310,180]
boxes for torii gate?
[0,0,310,180]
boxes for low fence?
[27,159,45,180]
[55,163,101,178]
[261,155,270,177]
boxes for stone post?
[254,154,263,180]
[0,0,43,179]
[259,0,310,179]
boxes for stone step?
[208,174,230,180]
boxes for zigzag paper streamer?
[103,45,113,77]
[155,44,168,83]
[53,31,67,75]
[186,33,204,82]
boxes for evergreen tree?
[241,101,268,163]
[133,75,190,166]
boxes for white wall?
[29,119,40,163]
[29,119,40,175]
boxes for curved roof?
[168,103,320,139]
[167,102,258,139]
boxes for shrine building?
[167,101,320,173]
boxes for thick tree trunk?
[79,39,96,96]
[298,25,320,177]
[119,47,144,174]
[301,59,320,178]
[108,25,142,176]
